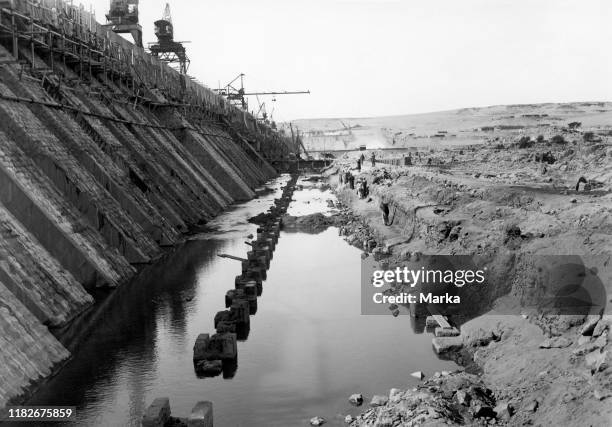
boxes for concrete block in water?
[225,289,247,310]
[426,316,440,328]
[214,311,232,328]
[255,255,269,270]
[187,401,213,427]
[216,321,236,334]
[247,251,269,269]
[244,282,258,301]
[207,333,238,361]
[230,300,250,326]
[194,332,237,361]
[235,275,262,294]
[435,327,460,337]
[195,360,223,377]
[251,243,272,259]
[142,397,171,427]
[244,266,266,281]
[432,337,463,354]
[260,237,275,250]
[225,290,235,308]
[193,334,211,361]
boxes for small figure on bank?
[379,198,396,226]
[357,158,361,172]
[380,201,390,225]
[339,171,344,185]
[358,179,369,199]
[370,152,376,167]
[360,153,365,164]
[348,174,355,190]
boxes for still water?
[24,175,456,426]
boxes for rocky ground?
[306,120,611,426]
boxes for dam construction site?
[0,1,611,427]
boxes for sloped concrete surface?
[0,40,278,409]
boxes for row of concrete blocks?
[142,397,212,427]
[192,176,299,378]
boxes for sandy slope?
[319,103,611,425]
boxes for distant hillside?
[282,102,612,153]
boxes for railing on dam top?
[0,0,275,139]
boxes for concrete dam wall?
[0,0,284,408]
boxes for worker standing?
[370,152,376,167]
[357,158,361,172]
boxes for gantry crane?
[213,73,310,111]
[148,3,191,74]
[105,0,143,47]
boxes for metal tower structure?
[148,3,190,75]
[105,0,143,47]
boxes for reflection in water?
[23,176,457,427]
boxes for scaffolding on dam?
[0,0,308,411]
[0,0,294,161]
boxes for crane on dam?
[105,0,143,47]
[148,3,191,75]
[214,73,310,112]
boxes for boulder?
[389,388,403,403]
[455,389,471,406]
[349,393,363,406]
[370,395,389,407]
[581,314,602,335]
[572,343,599,356]
[344,415,355,424]
[593,334,607,349]
[594,388,612,401]
[472,404,495,418]
[309,416,325,426]
[494,402,514,420]
[585,350,608,373]
[593,315,611,337]
[187,401,213,427]
[524,400,539,412]
[142,397,171,427]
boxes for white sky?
[88,0,612,121]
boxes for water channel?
[23,175,456,426]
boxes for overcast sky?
[89,0,612,121]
